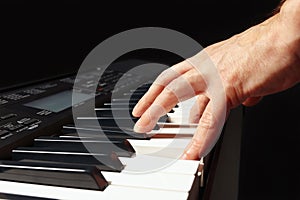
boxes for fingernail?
[180,153,188,160]
[133,113,153,133]
[133,123,143,133]
[133,120,150,133]
[132,106,141,117]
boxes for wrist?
[205,11,300,106]
[277,0,300,79]
[278,0,300,47]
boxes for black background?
[0,0,281,90]
[241,83,300,200]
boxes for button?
[1,133,13,140]
[0,130,10,137]
[0,113,17,120]
[5,124,24,131]
[23,119,40,125]
[17,118,31,124]
[28,124,39,130]
[16,126,29,133]
[0,99,8,105]
[36,110,52,116]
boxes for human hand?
[132,0,300,160]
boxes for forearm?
[204,0,300,108]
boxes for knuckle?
[199,111,214,129]
[163,86,177,98]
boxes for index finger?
[133,68,207,133]
[132,61,193,117]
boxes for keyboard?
[0,60,216,200]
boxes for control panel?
[0,66,145,159]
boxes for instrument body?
[0,64,214,200]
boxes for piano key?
[149,127,196,136]
[104,102,137,106]
[66,123,142,132]
[0,180,189,200]
[62,131,150,140]
[167,114,190,124]
[12,149,124,172]
[63,122,196,139]
[156,122,198,128]
[100,152,200,193]
[95,108,133,117]
[102,171,195,192]
[84,117,138,127]
[119,156,202,175]
[0,161,108,191]
[101,104,136,109]
[0,192,56,200]
[111,98,140,102]
[95,108,174,118]
[129,88,149,92]
[62,125,151,140]
[77,116,167,128]
[95,107,172,119]
[33,137,135,157]
[123,93,145,99]
[55,136,191,159]
[127,138,191,158]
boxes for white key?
[0,180,189,200]
[149,127,196,135]
[119,156,200,175]
[128,138,190,158]
[102,171,195,192]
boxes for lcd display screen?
[24,90,93,113]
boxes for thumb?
[242,96,263,107]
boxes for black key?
[95,108,175,118]
[33,137,135,157]
[158,115,169,123]
[62,125,151,140]
[0,161,108,191]
[102,104,135,109]
[98,117,138,127]
[96,116,167,127]
[168,109,175,113]
[112,98,139,103]
[12,149,124,172]
[96,108,133,117]
[130,88,149,92]
[77,117,138,131]
[104,102,137,106]
[62,131,150,140]
[123,93,144,99]
[0,193,55,200]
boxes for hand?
[132,1,300,160]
